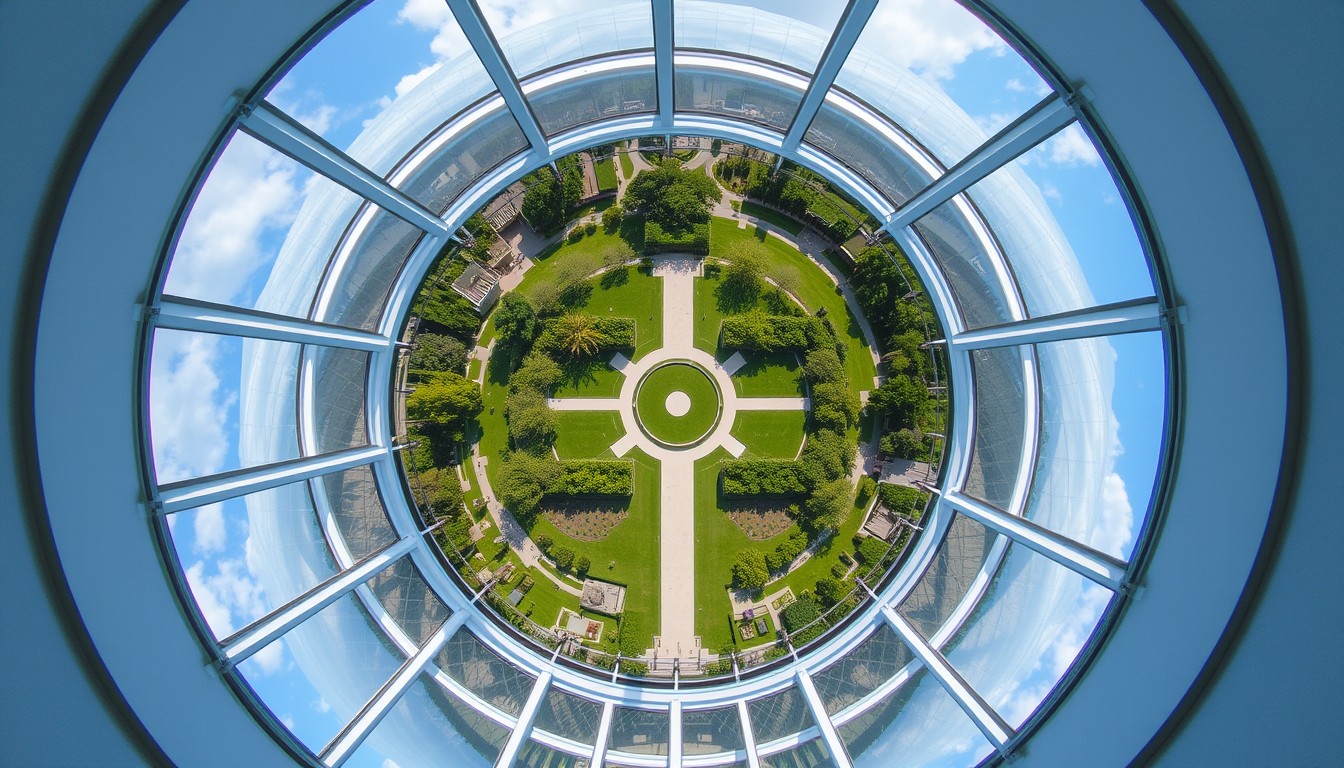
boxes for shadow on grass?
[558,358,611,391]
[599,266,630,289]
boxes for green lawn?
[554,411,625,459]
[731,351,804,397]
[692,272,730,356]
[552,361,625,398]
[730,411,806,459]
[618,151,634,180]
[635,363,721,445]
[595,157,618,191]
[740,200,804,235]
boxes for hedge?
[644,221,710,254]
[534,315,637,356]
[548,461,634,496]
[779,594,822,633]
[721,460,807,496]
[721,312,827,353]
[876,482,924,517]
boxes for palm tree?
[557,313,607,357]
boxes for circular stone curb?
[632,360,723,449]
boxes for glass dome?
[139,1,1169,766]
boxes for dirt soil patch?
[725,503,794,540]
[543,500,629,541]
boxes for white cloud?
[150,331,234,484]
[281,714,297,731]
[861,0,1007,80]
[1044,124,1101,167]
[314,697,332,714]
[382,759,405,768]
[1040,179,1063,204]
[394,62,442,98]
[975,111,1016,135]
[184,558,268,639]
[193,503,227,554]
[1006,77,1025,92]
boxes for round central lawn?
[634,362,721,446]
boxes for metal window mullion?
[156,445,385,513]
[737,699,761,768]
[322,611,467,766]
[494,671,554,768]
[241,102,450,237]
[781,0,879,152]
[949,297,1164,350]
[590,700,615,767]
[668,699,683,768]
[880,605,1013,749]
[155,298,389,352]
[652,0,674,127]
[941,490,1128,590]
[885,93,1076,231]
[220,537,418,664]
[795,670,853,768]
[444,0,549,151]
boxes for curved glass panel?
[804,101,936,207]
[682,705,745,756]
[897,514,998,640]
[347,672,494,768]
[675,0,846,74]
[964,127,1154,317]
[366,556,452,647]
[941,543,1113,730]
[533,688,604,745]
[1029,333,1165,561]
[675,64,805,132]
[309,346,369,455]
[484,1,653,79]
[747,686,816,745]
[396,106,528,215]
[608,706,670,756]
[912,197,1016,329]
[516,740,589,766]
[812,624,914,715]
[762,737,835,768]
[528,65,656,137]
[314,204,425,331]
[267,0,491,176]
[168,480,335,641]
[964,346,1028,509]
[150,330,300,484]
[839,667,994,768]
[319,465,399,562]
[833,0,1049,168]
[237,592,405,754]
[435,630,537,717]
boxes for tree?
[576,555,591,576]
[497,452,559,516]
[811,381,859,431]
[409,466,464,519]
[510,351,562,395]
[554,313,608,357]
[602,204,624,232]
[718,242,766,310]
[803,347,844,384]
[406,373,482,441]
[880,428,927,461]
[553,546,575,571]
[506,391,557,451]
[731,550,769,591]
[798,429,856,489]
[805,477,854,531]
[815,576,848,608]
[625,162,718,233]
[410,333,468,373]
[868,374,926,428]
[495,293,536,349]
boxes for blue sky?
[154,1,1169,762]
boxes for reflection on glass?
[319,465,399,562]
[346,673,495,768]
[675,0,845,74]
[682,705,744,756]
[533,689,604,745]
[964,127,1154,317]
[964,347,1027,509]
[912,197,1015,329]
[314,204,424,331]
[516,739,591,767]
[812,623,914,715]
[485,1,653,79]
[366,556,451,647]
[675,66,804,132]
[168,480,334,641]
[529,67,656,137]
[309,346,369,455]
[608,706,670,756]
[747,686,816,745]
[237,592,404,754]
[761,737,835,768]
[839,667,994,768]
[941,543,1113,730]
[1029,333,1164,561]
[898,514,998,641]
[395,108,528,214]
[150,330,301,484]
[435,630,536,717]
[804,101,935,206]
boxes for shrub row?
[720,312,827,352]
[876,482,924,517]
[721,460,807,496]
[534,315,636,356]
[644,221,710,254]
[548,460,634,497]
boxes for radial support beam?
[652,0,675,127]
[155,298,390,352]
[157,445,385,514]
[885,93,1076,231]
[590,701,615,767]
[796,669,853,768]
[494,671,553,768]
[444,0,549,152]
[781,0,879,152]
[221,537,418,664]
[241,102,450,236]
[941,490,1128,591]
[950,297,1164,351]
[322,612,468,766]
[880,605,1014,750]
[668,699,683,768]
[738,700,761,768]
